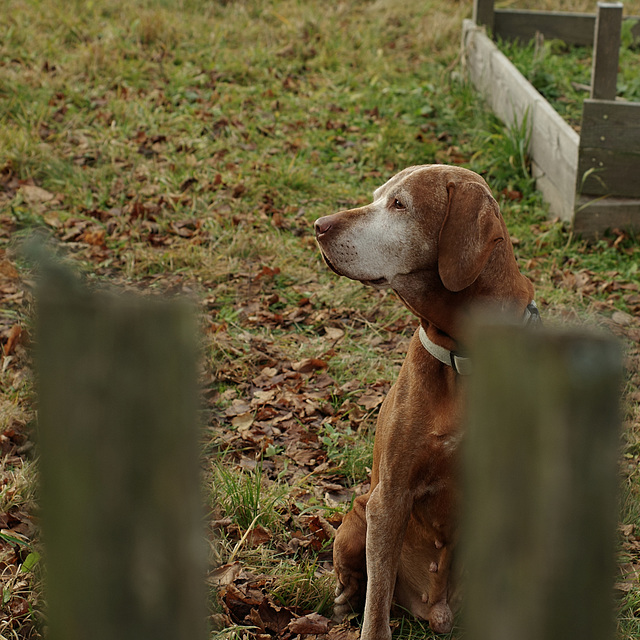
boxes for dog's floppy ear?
[438,180,504,292]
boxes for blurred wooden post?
[36,270,206,640]
[591,2,623,100]
[473,0,495,32]
[463,322,621,640]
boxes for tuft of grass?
[270,557,335,614]
[211,461,288,532]
[471,108,535,194]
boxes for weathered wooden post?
[591,2,623,101]
[473,0,495,33]
[463,321,621,640]
[36,267,207,640]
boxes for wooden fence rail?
[36,269,207,640]
[466,0,640,236]
[473,0,640,46]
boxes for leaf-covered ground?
[1,1,640,638]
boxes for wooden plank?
[578,101,640,197]
[578,148,640,197]
[528,96,579,222]
[463,20,535,126]
[580,99,640,151]
[574,194,640,237]
[494,9,596,46]
[37,272,207,640]
[473,0,495,32]
[591,3,623,101]
[532,160,574,223]
[464,322,621,640]
[493,9,640,46]
[463,20,579,222]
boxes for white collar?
[419,326,473,375]
[418,301,540,376]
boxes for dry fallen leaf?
[254,598,294,634]
[208,561,242,586]
[246,525,271,547]
[19,184,56,205]
[292,358,328,373]
[8,597,29,617]
[357,391,384,411]
[251,389,277,405]
[80,227,107,247]
[225,399,252,416]
[288,612,332,634]
[231,412,254,431]
[327,621,361,640]
[0,259,19,280]
[325,326,345,341]
[612,311,633,327]
[4,325,22,356]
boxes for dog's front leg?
[361,482,410,640]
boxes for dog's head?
[315,164,506,291]
[315,164,531,326]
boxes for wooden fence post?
[36,270,207,640]
[463,322,621,640]
[591,2,623,100]
[473,0,495,32]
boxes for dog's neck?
[393,256,534,352]
[419,320,458,353]
[417,300,540,374]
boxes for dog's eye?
[393,198,405,210]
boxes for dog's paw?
[428,601,453,634]
[333,575,363,622]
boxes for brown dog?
[314,165,536,637]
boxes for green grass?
[497,20,640,129]
[1,1,640,639]
[319,422,375,487]
[212,461,286,531]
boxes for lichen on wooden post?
[463,321,621,640]
[36,268,206,640]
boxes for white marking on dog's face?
[315,169,441,288]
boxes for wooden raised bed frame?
[463,0,640,238]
